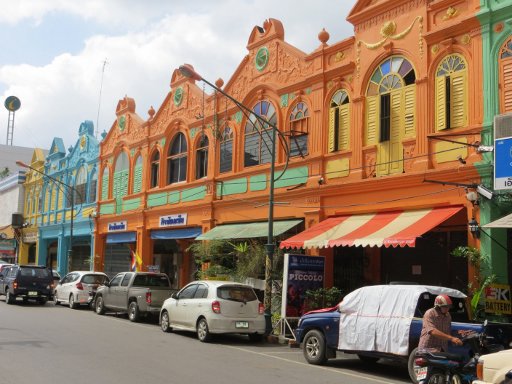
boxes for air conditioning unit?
[494,113,512,139]
[11,213,24,228]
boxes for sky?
[0,0,357,151]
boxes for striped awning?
[280,206,463,249]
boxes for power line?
[96,58,109,139]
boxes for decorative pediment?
[247,18,285,50]
[47,137,66,160]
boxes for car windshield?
[20,267,50,278]
[82,274,108,284]
[217,286,257,302]
[132,274,170,287]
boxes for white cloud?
[0,0,356,149]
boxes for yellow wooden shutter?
[450,71,467,128]
[389,90,403,174]
[403,85,415,137]
[501,60,512,113]
[435,76,447,131]
[339,104,350,150]
[328,107,336,152]
[366,95,378,145]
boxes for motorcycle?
[414,321,504,384]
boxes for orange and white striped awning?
[280,206,463,249]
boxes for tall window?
[132,155,143,193]
[26,193,32,217]
[150,151,160,188]
[244,100,276,167]
[75,166,87,205]
[329,90,350,153]
[366,56,416,175]
[219,125,233,173]
[435,54,467,130]
[101,167,109,200]
[88,170,97,203]
[113,152,129,199]
[196,134,209,179]
[289,102,309,157]
[499,37,512,113]
[167,133,187,184]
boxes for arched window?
[88,170,97,203]
[37,189,43,213]
[150,150,160,188]
[75,166,87,205]
[101,167,109,200]
[366,56,416,176]
[244,100,276,167]
[329,91,350,152]
[196,134,209,179]
[26,192,32,217]
[499,37,512,113]
[219,125,233,173]
[435,54,468,130]
[289,102,309,157]
[167,133,187,184]
[113,152,129,199]
[132,155,143,193]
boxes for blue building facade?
[38,121,100,275]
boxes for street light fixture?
[179,63,287,334]
[16,160,77,273]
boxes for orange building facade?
[94,0,484,293]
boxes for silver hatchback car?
[54,271,109,309]
[159,280,266,342]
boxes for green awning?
[196,220,302,240]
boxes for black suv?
[0,265,54,305]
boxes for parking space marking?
[224,344,399,384]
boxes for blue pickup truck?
[294,285,512,383]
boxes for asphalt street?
[0,298,411,384]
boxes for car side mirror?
[104,281,110,287]
[171,291,178,299]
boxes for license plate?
[235,321,249,329]
[28,291,38,296]
[416,367,428,380]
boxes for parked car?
[51,270,61,288]
[294,285,512,383]
[54,271,108,309]
[159,280,266,342]
[0,265,54,304]
[473,349,512,384]
[0,262,13,273]
[94,272,173,321]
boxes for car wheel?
[6,290,15,305]
[248,333,263,342]
[69,294,78,309]
[160,310,172,333]
[303,329,328,365]
[357,354,379,364]
[408,347,421,384]
[95,296,105,315]
[128,301,140,322]
[197,318,212,342]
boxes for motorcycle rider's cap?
[434,294,453,308]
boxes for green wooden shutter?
[328,107,336,152]
[435,76,447,131]
[403,85,415,137]
[339,104,350,150]
[133,164,143,194]
[101,172,109,200]
[366,95,378,145]
[450,71,467,128]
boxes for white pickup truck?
[94,272,174,322]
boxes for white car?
[473,349,512,384]
[159,280,266,342]
[54,271,109,309]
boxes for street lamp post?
[179,64,281,334]
[16,160,75,273]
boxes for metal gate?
[104,243,131,278]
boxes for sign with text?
[159,213,187,227]
[281,254,325,319]
[485,283,511,315]
[107,221,127,232]
[494,137,512,191]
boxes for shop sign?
[0,239,15,250]
[108,221,128,232]
[23,232,38,243]
[159,213,187,227]
[485,283,511,315]
[281,254,325,319]
[147,265,160,273]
